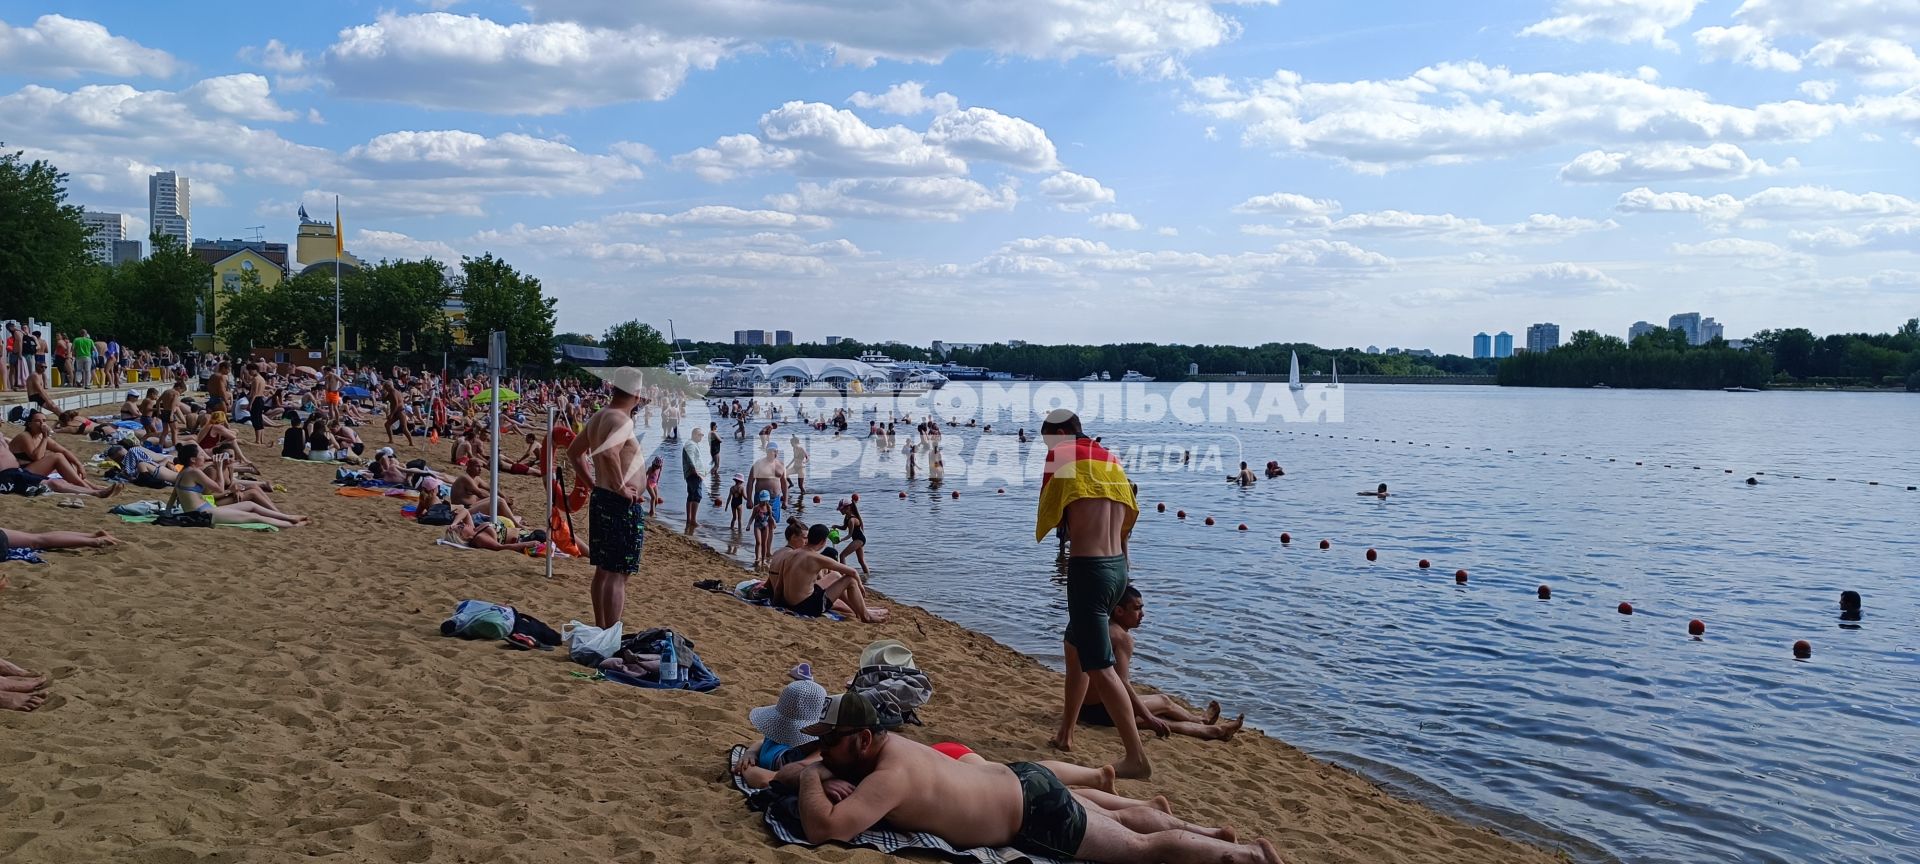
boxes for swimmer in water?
[1357,483,1388,499]
[1263,461,1284,479]
[1232,462,1256,486]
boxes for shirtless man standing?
[322,366,344,421]
[382,380,413,445]
[1037,409,1152,779]
[780,691,1282,864]
[749,443,789,526]
[206,361,232,416]
[765,523,885,622]
[567,368,647,629]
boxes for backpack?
[416,502,455,525]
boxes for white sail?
[1328,358,1340,389]
[1288,351,1304,391]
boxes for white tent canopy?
[759,357,887,384]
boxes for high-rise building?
[1699,317,1724,343]
[733,329,774,346]
[110,239,143,266]
[148,171,190,249]
[825,336,844,346]
[1525,323,1560,354]
[1472,332,1492,359]
[1365,345,1380,354]
[775,330,794,346]
[80,211,129,264]
[1668,312,1701,345]
[1628,320,1656,343]
[1493,331,1514,358]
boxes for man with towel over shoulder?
[1035,409,1156,780]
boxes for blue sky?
[4,1,1916,351]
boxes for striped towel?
[725,745,1075,864]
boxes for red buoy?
[899,491,907,498]
[1204,516,1215,526]
[1793,639,1812,659]
[813,495,822,504]
[1418,559,1430,569]
[1156,502,1166,512]
[1454,569,1468,583]
[1319,539,1330,549]
[1537,585,1551,600]
[1618,602,1634,615]
[1280,532,1291,544]
[951,490,960,499]
[1237,523,1248,531]
[1688,619,1705,636]
[1366,548,1378,561]
[1177,510,1187,519]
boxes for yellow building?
[191,241,289,351]
[296,213,364,271]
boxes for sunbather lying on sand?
[443,505,542,553]
[171,444,310,528]
[780,691,1284,863]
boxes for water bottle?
[659,635,681,685]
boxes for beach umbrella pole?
[545,404,556,579]
[488,332,503,534]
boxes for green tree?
[553,332,599,348]
[0,147,93,321]
[602,320,670,367]
[343,258,453,361]
[458,253,555,370]
[105,233,208,350]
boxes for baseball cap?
[755,489,772,503]
[801,690,883,736]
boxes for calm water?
[656,385,1920,864]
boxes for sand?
[0,428,1565,864]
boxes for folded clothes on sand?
[725,745,1073,864]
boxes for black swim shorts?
[1007,762,1087,859]
[777,585,830,617]
[1064,555,1129,672]
[0,467,48,496]
[684,472,703,504]
[588,486,645,574]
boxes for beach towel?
[117,514,279,532]
[724,580,845,621]
[4,548,46,564]
[335,486,414,499]
[1035,438,1137,542]
[725,746,1074,864]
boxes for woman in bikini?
[836,498,871,577]
[171,444,309,528]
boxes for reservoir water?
[659,384,1919,863]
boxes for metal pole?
[333,195,342,372]
[545,404,556,579]
[489,332,502,534]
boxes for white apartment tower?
[148,170,190,249]
[80,211,129,264]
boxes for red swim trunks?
[931,742,974,760]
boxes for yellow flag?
[334,197,344,258]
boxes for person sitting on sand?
[1079,586,1243,742]
[451,459,519,525]
[1358,483,1388,499]
[776,691,1283,864]
[170,443,310,528]
[766,523,886,622]
[1263,461,1283,479]
[120,389,143,420]
[444,504,544,553]
[1,418,120,498]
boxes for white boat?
[1079,372,1101,382]
[1723,386,1760,393]
[1100,371,1111,381]
[1288,351,1305,391]
[1326,359,1340,389]
[1121,370,1155,382]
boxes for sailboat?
[1327,358,1340,389]
[1288,351,1305,391]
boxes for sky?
[3,0,1917,352]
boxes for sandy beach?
[0,429,1563,864]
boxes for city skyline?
[5,5,1916,347]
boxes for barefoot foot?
[0,658,36,678]
[1150,795,1173,814]
[1094,764,1116,794]
[1047,735,1073,753]
[1205,699,1222,724]
[0,690,47,712]
[0,675,49,692]
[1218,714,1245,741]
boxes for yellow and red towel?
[1035,438,1137,541]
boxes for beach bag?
[563,621,624,667]
[852,666,934,726]
[416,503,455,526]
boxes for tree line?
[1,147,558,371]
[1497,324,1920,390]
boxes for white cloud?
[354,228,461,262]
[241,38,308,74]
[847,82,959,115]
[1670,236,1811,267]
[1037,171,1116,211]
[923,107,1059,171]
[1183,61,1851,171]
[1232,192,1342,217]
[1798,79,1839,99]
[1804,37,1920,88]
[0,14,178,77]
[1788,218,1920,252]
[1157,226,1180,237]
[1330,210,1499,239]
[677,101,967,181]
[1506,213,1620,239]
[521,0,1258,66]
[1492,262,1632,293]
[1522,0,1702,49]
[1692,25,1802,71]
[1090,212,1142,231]
[323,13,731,114]
[1558,143,1791,182]
[1730,0,1920,42]
[766,177,1019,221]
[1614,187,1748,218]
[1616,184,1920,224]
[184,74,297,122]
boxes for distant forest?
[1498,321,1920,390]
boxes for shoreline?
[0,431,1567,864]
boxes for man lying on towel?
[776,691,1284,864]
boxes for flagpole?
[332,195,341,372]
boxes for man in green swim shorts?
[779,690,1283,863]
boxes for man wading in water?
[569,367,648,629]
[1036,409,1153,779]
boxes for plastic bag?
[563,620,623,666]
